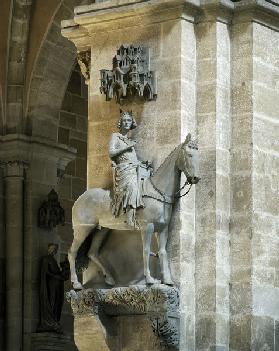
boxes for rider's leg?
[126,206,135,227]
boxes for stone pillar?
[230,17,253,351]
[194,4,232,350]
[0,166,5,351]
[4,161,26,351]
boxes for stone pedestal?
[67,285,179,351]
[31,332,71,351]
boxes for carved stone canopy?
[38,189,65,230]
[100,44,157,104]
[67,285,179,348]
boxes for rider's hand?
[128,140,137,148]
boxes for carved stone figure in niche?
[77,49,91,83]
[109,110,152,228]
[38,189,65,230]
[68,128,200,290]
[37,244,69,333]
[100,44,157,104]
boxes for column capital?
[1,160,28,178]
[197,0,234,24]
[233,0,279,30]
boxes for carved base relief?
[67,285,179,349]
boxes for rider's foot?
[126,207,140,229]
[73,281,83,290]
[104,274,116,286]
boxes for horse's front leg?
[88,228,115,286]
[69,225,93,290]
[141,223,160,285]
[158,226,174,285]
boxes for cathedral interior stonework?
[0,0,279,350]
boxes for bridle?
[148,177,192,204]
[145,146,193,205]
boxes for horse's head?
[176,133,200,185]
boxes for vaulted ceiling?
[0,0,90,137]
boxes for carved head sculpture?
[176,133,200,185]
[117,110,137,131]
[48,243,58,256]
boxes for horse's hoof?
[104,275,115,286]
[145,276,161,285]
[163,280,174,286]
[73,282,83,290]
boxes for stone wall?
[61,1,279,350]
[57,63,88,255]
[251,22,279,350]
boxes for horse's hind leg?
[88,228,115,286]
[68,225,95,290]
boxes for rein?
[145,178,192,205]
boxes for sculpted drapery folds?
[108,111,152,228]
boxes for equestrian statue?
[68,111,200,290]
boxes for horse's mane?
[151,143,182,181]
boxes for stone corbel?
[67,285,180,348]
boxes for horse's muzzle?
[188,176,200,184]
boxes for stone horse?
[69,133,199,290]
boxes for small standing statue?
[38,244,68,333]
[109,110,152,228]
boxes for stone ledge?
[61,0,279,42]
[31,332,71,351]
[61,0,200,42]
[0,134,76,166]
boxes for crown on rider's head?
[188,139,198,150]
[117,109,137,130]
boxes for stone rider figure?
[108,110,152,228]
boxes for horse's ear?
[184,133,191,145]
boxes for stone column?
[4,161,26,351]
[195,4,232,350]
